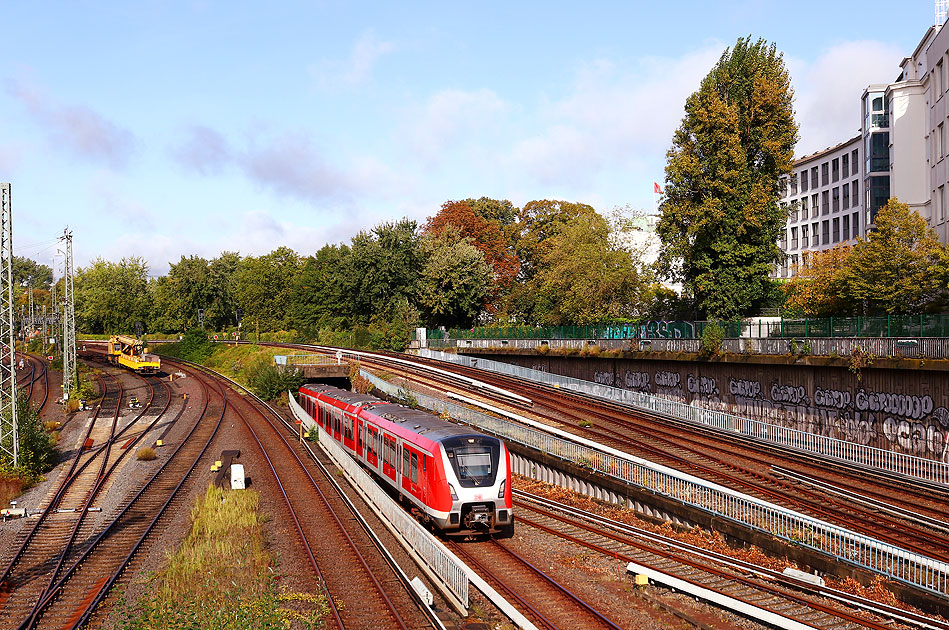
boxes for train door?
[356,421,364,458]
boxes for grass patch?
[136,447,156,461]
[119,484,327,629]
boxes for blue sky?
[1,1,936,275]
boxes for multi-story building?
[863,27,935,226]
[777,16,949,279]
[927,21,949,242]
[777,135,864,278]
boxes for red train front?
[297,384,514,537]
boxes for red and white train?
[297,384,514,537]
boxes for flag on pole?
[654,182,662,194]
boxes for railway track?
[186,360,438,630]
[0,361,192,630]
[448,537,624,630]
[356,350,949,563]
[514,489,949,630]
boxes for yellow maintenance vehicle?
[106,335,161,374]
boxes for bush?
[136,447,157,461]
[246,358,305,401]
[700,320,725,356]
[156,329,216,364]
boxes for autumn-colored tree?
[424,200,520,313]
[782,245,853,317]
[658,37,798,319]
[843,198,947,314]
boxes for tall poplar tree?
[657,37,798,319]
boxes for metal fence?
[418,349,949,484]
[288,394,469,608]
[422,314,949,342]
[434,336,949,359]
[274,353,341,366]
[363,370,949,597]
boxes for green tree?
[843,198,947,314]
[348,219,421,322]
[207,252,242,329]
[533,212,649,325]
[416,226,493,328]
[165,255,213,330]
[657,37,798,319]
[234,247,302,334]
[75,257,151,333]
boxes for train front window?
[443,436,500,488]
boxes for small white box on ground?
[230,463,245,490]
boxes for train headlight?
[449,483,458,501]
[497,479,506,499]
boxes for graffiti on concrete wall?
[602,366,949,461]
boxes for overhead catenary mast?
[60,229,76,402]
[0,183,17,467]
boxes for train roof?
[300,383,494,444]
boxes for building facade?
[777,136,864,278]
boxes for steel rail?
[449,542,559,630]
[219,370,411,629]
[0,371,116,590]
[186,358,448,630]
[514,491,949,630]
[26,360,220,629]
[489,540,624,630]
[20,372,171,627]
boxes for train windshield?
[443,436,500,488]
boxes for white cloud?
[502,44,724,188]
[311,28,395,88]
[405,88,508,162]
[8,79,137,169]
[790,40,902,156]
[171,125,232,175]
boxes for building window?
[843,183,850,209]
[832,187,840,212]
[821,162,829,186]
[811,194,819,217]
[852,149,859,175]
[938,60,945,97]
[812,222,819,246]
[790,174,798,195]
[842,153,849,178]
[832,217,840,242]
[801,169,808,192]
[800,196,808,218]
[867,176,890,221]
[866,132,889,172]
[790,226,798,249]
[865,91,889,129]
[822,219,830,243]
[802,224,809,248]
[852,211,860,236]
[832,158,839,182]
[811,167,818,189]
[843,214,850,240]
[942,124,947,160]
[822,190,830,215]
[852,179,859,204]
[940,185,946,222]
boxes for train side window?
[397,444,403,475]
[410,452,418,484]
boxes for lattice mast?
[0,184,17,466]
[61,229,76,401]
[939,0,949,26]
